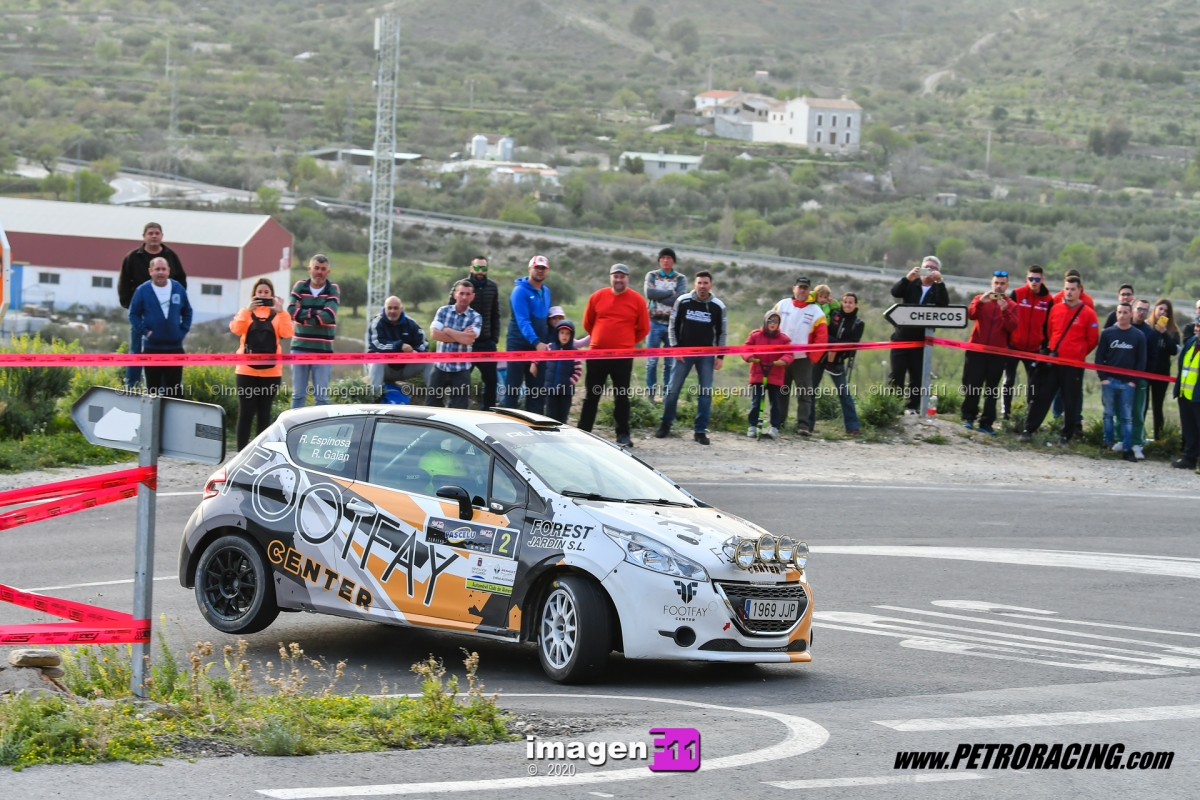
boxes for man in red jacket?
[1052,268,1095,309]
[962,271,1018,434]
[1020,277,1099,445]
[1002,265,1056,419]
[577,264,651,447]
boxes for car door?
[351,420,521,634]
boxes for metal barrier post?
[131,393,161,697]
[919,328,934,416]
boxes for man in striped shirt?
[288,254,340,407]
[428,280,483,409]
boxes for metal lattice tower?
[366,16,401,334]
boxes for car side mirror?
[436,485,473,521]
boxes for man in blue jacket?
[368,295,428,395]
[1095,303,1145,463]
[128,257,192,397]
[504,255,552,414]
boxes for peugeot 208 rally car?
[178,405,813,683]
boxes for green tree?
[76,169,115,203]
[91,155,120,180]
[40,173,70,199]
[735,217,772,249]
[392,269,441,311]
[1056,242,1098,273]
[886,222,927,267]
[338,274,367,317]
[629,6,656,38]
[442,235,479,268]
[934,237,967,269]
[864,124,908,166]
[499,201,542,226]
[623,155,645,174]
[990,105,1008,121]
[790,163,819,188]
[94,38,121,62]
[612,87,641,110]
[256,186,281,213]
[1184,233,1200,262]
[1090,119,1132,157]
[247,100,282,133]
[667,19,700,54]
[35,143,60,173]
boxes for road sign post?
[70,386,225,697]
[131,393,159,697]
[883,304,968,417]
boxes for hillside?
[3,0,1200,297]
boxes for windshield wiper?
[562,490,627,503]
[626,498,695,507]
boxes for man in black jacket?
[826,293,865,434]
[118,222,186,388]
[889,255,949,412]
[655,271,725,445]
[466,256,502,409]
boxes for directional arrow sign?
[883,304,968,329]
[71,386,226,464]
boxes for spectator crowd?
[116,223,1199,468]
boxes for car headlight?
[603,526,709,581]
[756,533,777,563]
[777,535,796,564]
[734,538,757,570]
[793,540,809,570]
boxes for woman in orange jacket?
[229,278,295,450]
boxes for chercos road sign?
[71,386,226,465]
[884,304,968,329]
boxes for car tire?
[536,574,612,684]
[194,534,278,635]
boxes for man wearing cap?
[772,276,828,435]
[578,264,651,447]
[644,247,687,403]
[504,255,553,414]
[466,255,501,409]
[889,255,950,413]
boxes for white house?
[440,159,559,186]
[698,90,862,153]
[618,150,703,182]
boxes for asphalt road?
[2,475,1198,798]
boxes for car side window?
[490,460,526,507]
[286,419,362,478]
[368,422,489,501]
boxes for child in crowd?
[743,310,795,440]
[813,284,841,318]
[543,319,582,423]
[549,306,590,348]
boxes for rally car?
[178,405,813,683]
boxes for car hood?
[574,501,787,574]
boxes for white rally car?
[178,405,813,683]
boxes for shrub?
[934,383,963,416]
[597,393,657,429]
[814,391,841,421]
[1081,417,1105,447]
[1145,422,1180,458]
[183,365,238,420]
[0,335,81,438]
[859,384,905,429]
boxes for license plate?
[743,599,798,621]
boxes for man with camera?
[962,271,1017,434]
[889,255,950,414]
[1019,276,1099,445]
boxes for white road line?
[811,546,1200,580]
[257,693,829,799]
[817,611,1200,669]
[158,491,202,497]
[875,704,1200,731]
[764,774,985,789]
[684,481,1199,500]
[994,613,1200,639]
[875,605,1200,654]
[23,576,175,592]
[932,601,1057,615]
[813,622,1176,676]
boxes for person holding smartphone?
[888,255,949,413]
[230,278,294,450]
[962,271,1017,434]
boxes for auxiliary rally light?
[724,536,809,570]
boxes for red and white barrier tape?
[932,337,1175,384]
[0,466,156,645]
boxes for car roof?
[275,405,558,438]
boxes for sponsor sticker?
[465,554,518,595]
[424,517,519,558]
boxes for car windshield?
[506,430,695,506]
